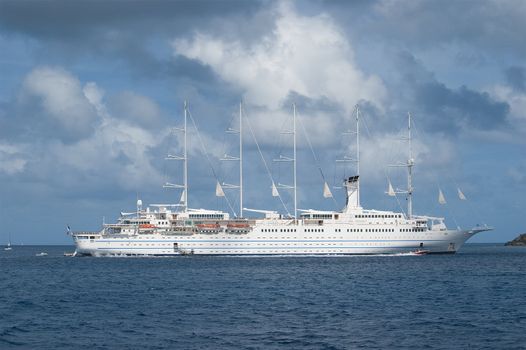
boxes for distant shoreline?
[505,234,526,246]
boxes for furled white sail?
[215,182,225,197]
[271,182,279,197]
[457,188,467,200]
[323,182,333,198]
[387,181,396,196]
[438,189,446,204]
[179,190,185,203]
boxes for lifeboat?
[196,223,221,233]
[139,224,156,229]
[227,223,250,228]
[197,223,220,229]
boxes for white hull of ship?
[74,228,482,257]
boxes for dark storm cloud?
[0,0,262,40]
[416,82,509,131]
[504,66,526,92]
[322,0,526,57]
[395,52,509,133]
[5,96,98,144]
[2,0,281,100]
[0,0,265,80]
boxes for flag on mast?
[215,182,225,197]
[323,182,333,198]
[271,181,279,197]
[457,187,467,200]
[438,189,446,205]
[387,181,396,196]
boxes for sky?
[0,0,525,244]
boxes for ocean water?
[1,244,525,349]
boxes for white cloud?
[243,107,341,148]
[83,82,110,120]
[12,66,175,192]
[0,143,27,175]
[172,4,387,152]
[172,3,386,112]
[490,85,526,132]
[49,117,164,190]
[346,129,455,184]
[21,66,99,136]
[108,91,161,127]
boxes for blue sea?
[1,244,525,349]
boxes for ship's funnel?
[343,176,361,212]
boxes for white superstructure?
[70,103,491,256]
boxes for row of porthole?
[103,235,426,243]
[113,242,403,247]
[201,250,373,253]
[130,227,421,238]
[143,250,359,254]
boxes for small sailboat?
[4,234,12,251]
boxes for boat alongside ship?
[69,102,491,256]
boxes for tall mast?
[337,104,361,211]
[273,103,298,218]
[220,102,244,218]
[164,100,189,210]
[407,112,413,219]
[239,102,243,218]
[356,105,360,206]
[183,100,188,209]
[293,103,297,219]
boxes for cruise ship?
[70,102,491,256]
